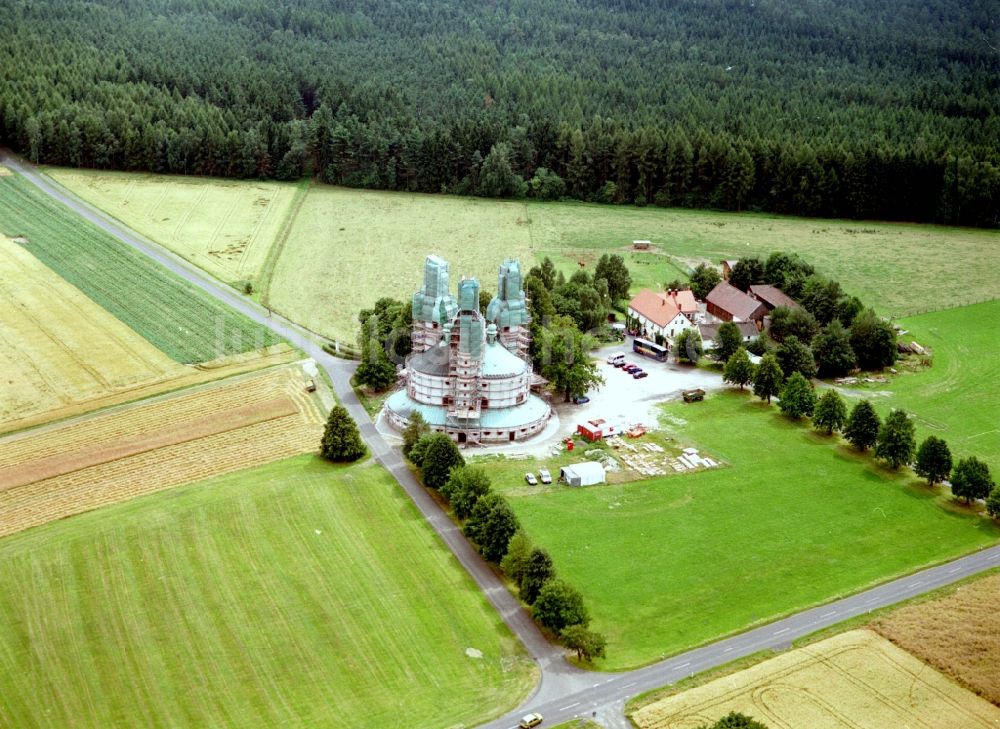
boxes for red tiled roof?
[749,284,799,310]
[627,289,694,328]
[705,281,767,321]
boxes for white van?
[606,353,626,366]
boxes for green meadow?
[0,456,534,728]
[505,392,999,670]
[47,169,999,343]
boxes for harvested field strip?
[0,414,319,537]
[0,366,323,537]
[0,345,296,438]
[0,367,299,465]
[631,630,1000,729]
[0,171,282,363]
[0,396,297,491]
[872,572,1000,705]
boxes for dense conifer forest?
[2,0,997,225]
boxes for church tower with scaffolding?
[385,255,550,445]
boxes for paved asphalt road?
[9,154,1000,729]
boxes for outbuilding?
[560,461,607,486]
[576,418,619,442]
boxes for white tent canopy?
[560,461,606,487]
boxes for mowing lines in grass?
[0,457,534,729]
[0,172,282,362]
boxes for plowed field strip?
[0,397,297,491]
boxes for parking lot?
[550,341,724,438]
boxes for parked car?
[606,353,626,366]
[573,395,590,404]
[519,714,544,729]
[632,369,648,379]
[623,364,640,373]
[524,472,538,486]
[538,468,552,484]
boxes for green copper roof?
[486,259,530,328]
[412,255,457,325]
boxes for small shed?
[633,240,652,250]
[577,418,619,442]
[560,461,606,487]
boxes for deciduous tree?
[560,624,607,662]
[442,466,492,519]
[594,253,632,304]
[813,389,847,434]
[776,335,817,379]
[844,400,880,451]
[532,580,589,633]
[689,263,721,300]
[950,457,995,504]
[914,436,952,486]
[520,548,556,604]
[714,321,743,362]
[723,347,755,390]
[418,433,465,488]
[875,409,916,469]
[320,405,366,462]
[675,328,703,363]
[849,309,897,370]
[811,320,857,377]
[753,353,784,404]
[401,411,429,460]
[778,372,816,418]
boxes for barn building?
[748,284,800,312]
[705,281,768,327]
[385,256,551,445]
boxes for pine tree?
[320,405,366,462]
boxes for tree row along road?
[9,154,1000,729]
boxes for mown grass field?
[0,456,534,729]
[45,168,300,286]
[505,391,999,670]
[872,300,1000,474]
[48,170,999,342]
[268,185,536,340]
[630,630,1000,728]
[0,171,282,362]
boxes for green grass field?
[876,300,1000,473]
[0,456,534,729]
[0,171,282,362]
[47,170,999,342]
[505,391,999,670]
[45,168,300,286]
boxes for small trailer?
[682,388,705,403]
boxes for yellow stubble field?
[630,630,1000,729]
[0,365,325,537]
[0,235,294,434]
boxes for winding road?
[8,154,1000,729]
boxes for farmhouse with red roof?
[627,288,698,341]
